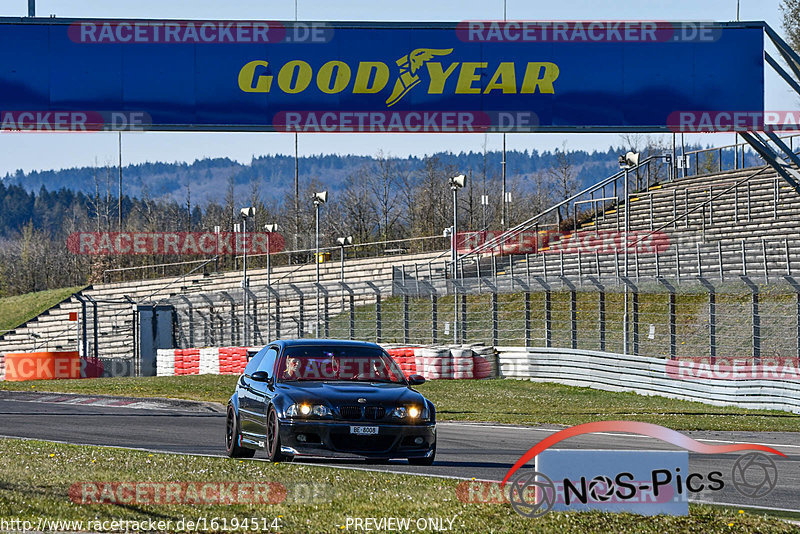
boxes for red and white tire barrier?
[384,345,497,380]
[384,347,418,377]
[155,344,498,380]
[471,345,497,379]
[451,348,474,379]
[219,347,248,375]
[156,349,175,377]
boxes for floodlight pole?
[263,223,278,342]
[623,166,629,355]
[315,200,321,338]
[340,242,346,282]
[118,131,123,232]
[501,133,507,230]
[451,182,459,344]
[266,230,272,341]
[242,215,248,346]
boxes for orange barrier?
[4,351,80,381]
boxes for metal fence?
[165,264,800,365]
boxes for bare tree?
[367,152,402,242]
[547,142,579,226]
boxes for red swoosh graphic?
[501,420,785,486]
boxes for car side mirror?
[250,371,271,383]
[407,374,426,386]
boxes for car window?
[243,346,268,376]
[277,345,406,383]
[258,346,279,378]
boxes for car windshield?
[277,346,406,383]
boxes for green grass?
[0,439,795,533]
[3,375,800,432]
[0,286,85,334]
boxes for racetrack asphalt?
[1,393,798,513]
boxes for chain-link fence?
[165,268,800,365]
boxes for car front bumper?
[278,419,436,459]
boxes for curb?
[0,390,226,413]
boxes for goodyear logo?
[237,48,559,106]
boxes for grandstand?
[4,139,800,375]
[415,163,800,289]
[0,249,442,374]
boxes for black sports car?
[225,339,436,465]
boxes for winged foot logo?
[385,48,454,107]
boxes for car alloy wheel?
[266,407,287,462]
[226,406,255,459]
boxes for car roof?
[268,339,382,350]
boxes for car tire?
[226,405,255,459]
[266,406,288,462]
[408,444,435,466]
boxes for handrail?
[102,233,449,282]
[455,155,666,264]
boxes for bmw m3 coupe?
[225,339,436,465]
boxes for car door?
[248,345,280,439]
[239,347,268,439]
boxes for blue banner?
[0,19,764,132]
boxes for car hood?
[277,381,425,406]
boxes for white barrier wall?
[497,347,800,414]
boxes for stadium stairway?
[402,164,800,291]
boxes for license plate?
[350,426,379,435]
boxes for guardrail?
[497,346,800,414]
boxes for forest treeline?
[1,137,699,297]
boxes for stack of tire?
[471,345,498,379]
[451,347,474,379]
[219,347,248,375]
[156,349,175,377]
[175,348,200,376]
[414,347,453,379]
[199,347,219,375]
[0,352,5,381]
[385,347,418,377]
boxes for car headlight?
[390,405,429,421]
[286,403,332,418]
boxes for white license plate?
[350,426,379,435]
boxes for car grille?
[331,434,395,452]
[339,406,363,420]
[365,406,385,420]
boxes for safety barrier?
[156,347,251,377]
[384,345,498,380]
[0,352,4,381]
[497,347,800,414]
[154,345,499,380]
[2,351,81,382]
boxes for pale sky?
[0,0,793,176]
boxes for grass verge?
[0,286,85,334]
[0,438,795,533]
[2,375,800,432]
